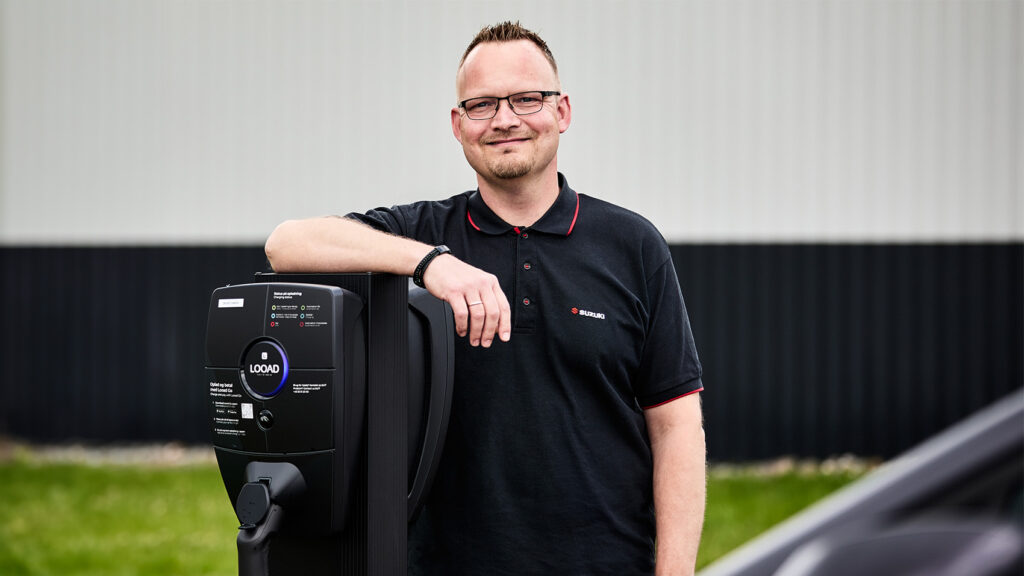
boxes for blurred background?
[0,0,1020,462]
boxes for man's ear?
[451,107,464,143]
[556,94,572,134]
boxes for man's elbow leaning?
[264,220,297,272]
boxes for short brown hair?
[459,21,558,75]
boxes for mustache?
[481,129,535,144]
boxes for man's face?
[452,40,571,184]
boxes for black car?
[700,390,1023,576]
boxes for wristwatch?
[412,245,451,288]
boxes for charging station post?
[206,273,452,576]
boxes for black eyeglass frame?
[458,91,562,120]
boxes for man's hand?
[422,253,511,347]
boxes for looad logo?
[571,307,605,320]
[249,363,281,374]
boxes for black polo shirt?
[349,173,702,575]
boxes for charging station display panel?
[206,283,362,453]
[205,283,366,534]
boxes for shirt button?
[523,262,532,270]
[521,232,529,239]
[522,298,531,306]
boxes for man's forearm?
[264,215,513,347]
[647,394,706,575]
[265,216,429,274]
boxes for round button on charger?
[257,409,274,430]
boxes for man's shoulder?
[385,190,474,215]
[346,190,473,238]
[577,193,665,240]
[571,192,675,277]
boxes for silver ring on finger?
[468,301,483,306]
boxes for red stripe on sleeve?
[642,387,703,410]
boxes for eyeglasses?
[458,91,561,120]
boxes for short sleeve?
[345,207,406,236]
[344,197,464,246]
[634,256,703,408]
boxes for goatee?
[490,158,532,179]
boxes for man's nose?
[491,98,521,128]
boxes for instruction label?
[209,381,242,399]
[293,382,328,394]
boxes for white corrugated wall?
[0,0,1020,244]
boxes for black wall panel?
[1,244,1021,460]
[0,247,269,444]
[674,244,1023,460]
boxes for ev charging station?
[205,273,454,575]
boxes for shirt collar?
[465,173,580,236]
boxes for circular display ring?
[240,339,290,399]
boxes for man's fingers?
[493,283,512,342]
[451,298,470,338]
[477,291,502,348]
[466,293,486,346]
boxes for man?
[266,21,705,575]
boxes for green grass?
[0,458,862,575]
[0,459,237,576]
[697,470,863,569]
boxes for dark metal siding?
[1,244,1021,460]
[0,246,269,444]
[674,244,1024,460]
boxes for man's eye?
[470,100,496,110]
[513,96,539,104]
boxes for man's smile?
[479,132,532,146]
[484,135,531,146]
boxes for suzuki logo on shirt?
[571,307,605,320]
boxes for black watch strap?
[412,245,451,288]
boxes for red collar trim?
[464,173,580,237]
[566,192,580,236]
[467,209,481,232]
